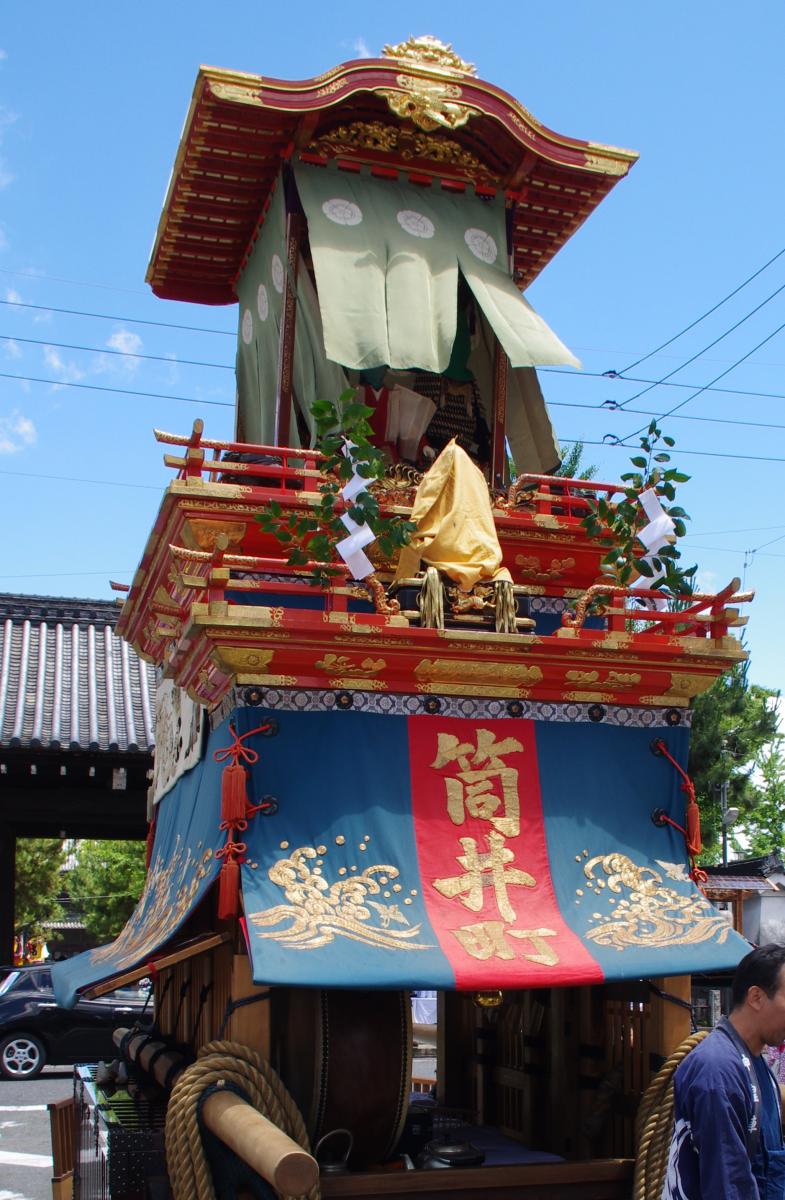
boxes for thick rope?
[495,578,517,634]
[165,1039,320,1200]
[633,1030,709,1200]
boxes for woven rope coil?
[633,1030,709,1200]
[165,1039,320,1200]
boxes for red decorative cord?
[216,839,248,864]
[653,738,707,887]
[212,721,271,767]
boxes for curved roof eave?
[146,54,638,305]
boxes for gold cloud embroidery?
[89,836,215,970]
[580,852,731,949]
[248,845,433,951]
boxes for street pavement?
[0,1067,73,1200]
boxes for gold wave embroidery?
[248,845,433,951]
[89,836,215,971]
[581,852,731,949]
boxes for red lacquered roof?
[146,36,638,305]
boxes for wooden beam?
[274,211,304,446]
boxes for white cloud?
[43,344,86,385]
[106,328,142,357]
[5,288,22,305]
[351,38,373,58]
[694,567,718,595]
[0,410,36,454]
[0,50,7,61]
[3,338,21,359]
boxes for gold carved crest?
[378,75,478,132]
[382,35,476,76]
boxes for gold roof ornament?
[379,74,478,132]
[382,34,476,76]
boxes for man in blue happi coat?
[663,944,785,1200]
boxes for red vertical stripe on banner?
[408,716,603,989]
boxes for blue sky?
[0,3,783,696]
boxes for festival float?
[52,36,753,1200]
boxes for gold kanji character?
[453,920,559,966]
[431,729,523,838]
[433,831,534,923]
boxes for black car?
[0,965,151,1080]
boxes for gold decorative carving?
[515,555,576,581]
[668,673,710,700]
[419,683,532,699]
[415,659,543,686]
[209,81,264,106]
[248,844,432,950]
[382,35,476,76]
[183,519,246,551]
[315,80,343,97]
[379,75,477,132]
[329,677,389,691]
[565,670,641,690]
[314,65,343,83]
[214,647,275,674]
[580,853,731,949]
[312,121,485,174]
[315,120,399,154]
[315,653,386,675]
[582,152,631,177]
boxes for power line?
[0,298,235,337]
[561,437,785,464]
[611,279,785,411]
[614,244,785,373]
[548,397,785,435]
[0,333,233,371]
[684,524,785,537]
[542,366,785,407]
[0,370,233,408]
[617,314,785,442]
[0,468,162,491]
[685,544,785,560]
[0,266,148,297]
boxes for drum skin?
[273,988,412,1169]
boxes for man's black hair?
[732,943,785,1008]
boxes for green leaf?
[671,472,691,483]
[653,453,671,463]
[673,519,687,538]
[663,436,676,447]
[636,559,654,577]
[630,456,648,469]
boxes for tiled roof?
[706,853,784,878]
[0,594,156,753]
[704,876,775,894]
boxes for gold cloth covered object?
[395,440,512,589]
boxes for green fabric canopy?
[235,181,346,445]
[294,162,580,375]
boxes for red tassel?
[686,796,702,858]
[221,763,248,825]
[217,858,241,920]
